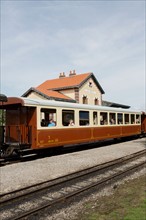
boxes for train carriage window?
[93,112,98,125]
[124,114,129,124]
[62,110,75,126]
[131,114,135,124]
[79,111,89,126]
[109,113,116,125]
[100,112,108,125]
[136,114,140,124]
[117,113,123,124]
[40,108,56,127]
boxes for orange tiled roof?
[22,72,104,100]
[36,72,92,91]
[36,87,73,100]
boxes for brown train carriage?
[141,112,146,134]
[0,97,144,157]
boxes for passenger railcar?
[0,97,146,157]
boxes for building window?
[94,98,99,105]
[89,81,92,87]
[82,96,88,104]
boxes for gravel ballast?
[0,137,145,194]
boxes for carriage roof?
[0,97,142,114]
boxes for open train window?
[40,108,56,127]
[100,112,108,125]
[62,110,75,126]
[136,114,140,124]
[109,113,116,125]
[79,111,89,126]
[117,113,123,124]
[124,114,129,124]
[131,114,135,124]
[93,112,98,125]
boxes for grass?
[123,199,146,220]
[75,174,146,220]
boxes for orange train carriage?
[0,97,146,157]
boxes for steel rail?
[0,150,145,220]
[0,149,145,204]
[11,160,146,220]
[0,149,145,202]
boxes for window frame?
[40,107,57,127]
[79,110,90,126]
[100,112,108,125]
[62,109,75,126]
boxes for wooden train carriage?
[0,97,37,155]
[0,97,143,156]
[36,99,142,149]
[141,112,146,134]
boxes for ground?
[74,174,146,220]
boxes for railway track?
[0,149,145,220]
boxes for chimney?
[59,72,66,78]
[69,70,76,77]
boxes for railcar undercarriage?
[0,143,31,158]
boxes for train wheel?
[5,146,15,157]
[0,149,5,158]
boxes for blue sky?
[0,0,145,110]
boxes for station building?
[22,71,130,109]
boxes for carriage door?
[5,107,28,144]
[5,107,20,143]
[15,106,36,147]
[141,113,146,134]
[26,107,37,148]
